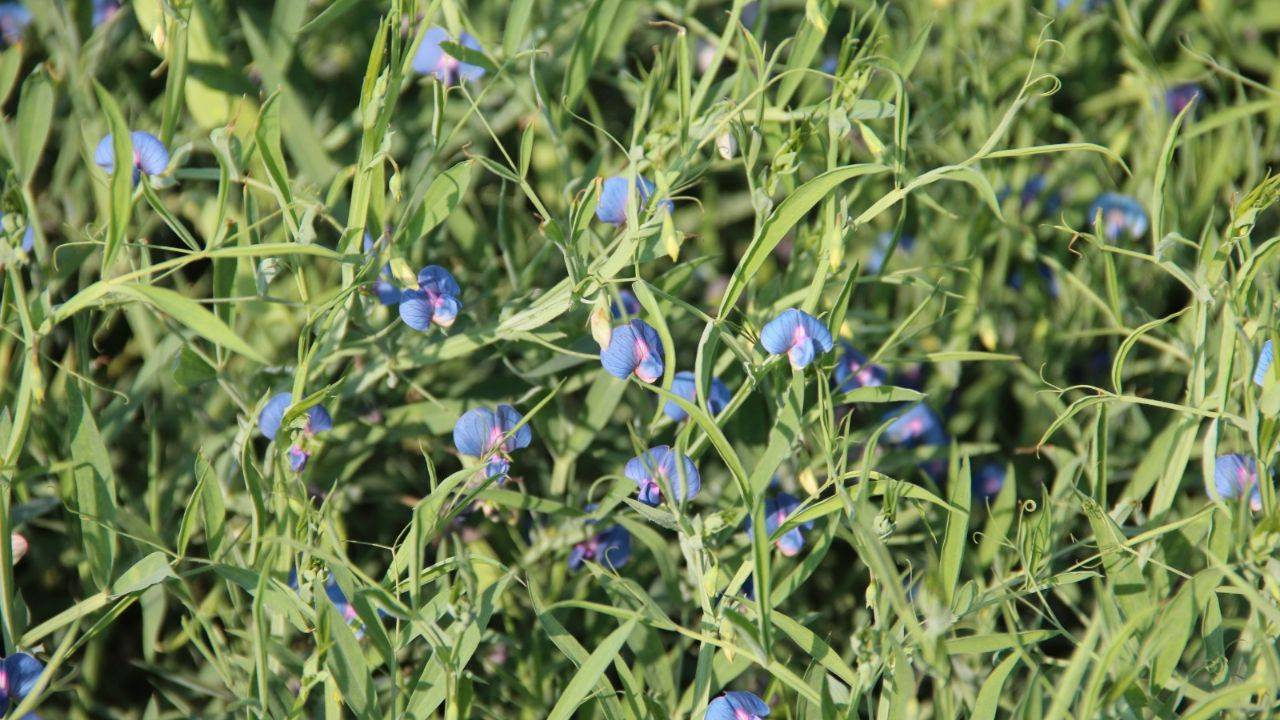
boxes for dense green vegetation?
[1,0,1279,717]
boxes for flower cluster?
[258,392,334,472]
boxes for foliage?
[1,0,1279,717]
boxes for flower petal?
[1,652,44,700]
[600,324,639,379]
[258,392,292,440]
[454,407,498,458]
[412,26,450,76]
[456,32,486,82]
[724,690,770,717]
[306,405,334,435]
[130,131,170,175]
[664,371,698,421]
[399,290,434,331]
[597,525,631,569]
[431,294,461,328]
[496,404,532,451]
[1254,340,1274,387]
[596,176,630,226]
[418,265,461,297]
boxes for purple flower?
[665,371,730,421]
[0,652,44,714]
[973,463,1005,502]
[625,445,700,506]
[883,403,946,448]
[453,404,532,481]
[412,26,485,85]
[1165,83,1201,116]
[610,289,642,319]
[746,493,812,557]
[93,131,170,180]
[706,691,770,720]
[568,523,631,571]
[1254,340,1274,386]
[833,343,886,393]
[600,319,665,383]
[759,308,833,369]
[399,265,461,331]
[0,4,30,47]
[595,175,672,226]
[258,392,334,441]
[93,0,121,26]
[1213,454,1262,511]
[362,233,402,306]
[288,445,311,473]
[1087,193,1148,241]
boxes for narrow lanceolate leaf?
[546,619,637,720]
[1081,495,1148,622]
[14,69,54,184]
[110,552,177,596]
[717,164,889,316]
[94,81,135,272]
[67,381,119,590]
[112,284,269,364]
[941,455,971,605]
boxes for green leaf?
[717,164,888,317]
[940,455,971,605]
[67,381,119,589]
[404,160,473,246]
[111,552,176,596]
[173,346,217,387]
[14,69,53,184]
[546,618,637,720]
[325,601,375,716]
[112,284,269,364]
[94,81,135,272]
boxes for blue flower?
[883,403,946,448]
[610,289,642,319]
[258,392,334,441]
[746,493,812,557]
[833,343,886,393]
[1057,0,1103,10]
[288,445,311,473]
[1165,83,1201,116]
[706,691,770,720]
[568,522,631,571]
[665,371,731,421]
[1213,454,1262,511]
[973,463,1005,503]
[399,265,461,331]
[362,233,402,306]
[412,26,485,85]
[0,4,30,46]
[1087,193,1148,241]
[0,652,44,714]
[868,231,916,273]
[453,404,532,481]
[760,308,833,369]
[600,319,665,383]
[93,0,120,26]
[93,131,170,181]
[1254,340,1274,386]
[595,175,672,226]
[288,570,358,625]
[625,445,700,506]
